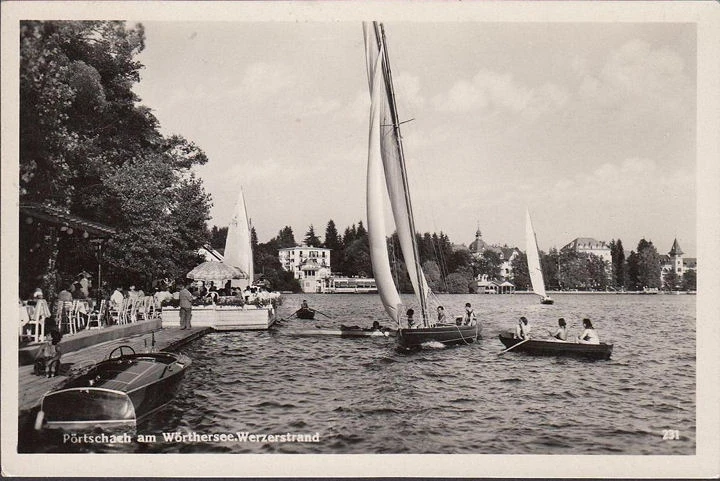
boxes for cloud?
[234,62,293,100]
[432,69,568,121]
[579,39,692,114]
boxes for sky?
[132,21,697,256]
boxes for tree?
[682,270,696,291]
[586,254,609,290]
[276,226,296,248]
[609,239,626,289]
[19,21,212,295]
[475,249,503,280]
[626,250,640,290]
[422,260,444,292]
[511,253,530,290]
[304,225,322,247]
[445,272,471,294]
[635,239,662,289]
[323,219,343,274]
[209,226,228,250]
[663,268,679,291]
[541,248,560,290]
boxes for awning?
[20,202,116,238]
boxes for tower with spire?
[668,238,684,278]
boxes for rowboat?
[296,308,316,320]
[35,345,191,431]
[498,332,613,360]
[282,326,395,338]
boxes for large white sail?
[525,208,547,299]
[364,22,430,324]
[364,23,403,325]
[224,188,253,284]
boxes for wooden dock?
[18,326,212,414]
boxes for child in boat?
[35,329,62,377]
[515,316,531,339]
[577,318,600,344]
[552,318,568,341]
[462,303,477,326]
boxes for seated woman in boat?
[436,305,447,325]
[551,318,568,341]
[406,308,416,328]
[577,318,600,344]
[515,316,531,339]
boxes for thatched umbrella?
[186,261,248,281]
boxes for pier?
[18,325,212,414]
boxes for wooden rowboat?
[296,308,316,320]
[498,332,613,360]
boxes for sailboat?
[525,208,554,305]
[364,22,480,349]
[224,188,254,290]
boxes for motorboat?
[35,345,191,431]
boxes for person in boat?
[366,320,386,332]
[577,318,600,344]
[462,303,477,326]
[436,305,447,325]
[406,308,416,328]
[551,318,568,341]
[515,316,531,339]
[301,300,309,310]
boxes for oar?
[288,309,302,318]
[498,338,531,355]
[312,309,333,319]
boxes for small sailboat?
[525,208,554,305]
[224,187,254,290]
[364,22,480,349]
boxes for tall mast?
[374,22,429,326]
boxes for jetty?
[18,324,212,414]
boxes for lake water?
[19,293,696,455]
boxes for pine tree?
[304,224,321,247]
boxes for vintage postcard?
[2,1,719,478]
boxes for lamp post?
[90,238,107,304]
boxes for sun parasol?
[186,261,248,281]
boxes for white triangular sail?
[365,27,402,324]
[224,188,253,284]
[525,208,547,299]
[364,22,430,326]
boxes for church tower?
[668,238,684,277]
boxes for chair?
[124,297,137,324]
[25,299,51,343]
[108,298,127,325]
[86,300,106,329]
[59,301,76,335]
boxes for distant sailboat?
[364,22,480,349]
[525,208,553,305]
[224,188,254,289]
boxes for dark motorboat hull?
[397,324,480,349]
[296,308,316,320]
[284,327,395,338]
[498,333,612,360]
[36,352,191,430]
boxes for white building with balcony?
[278,245,332,293]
